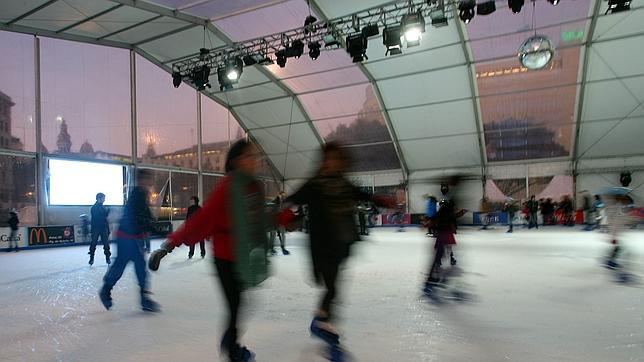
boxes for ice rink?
[1,227,643,362]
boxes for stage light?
[361,24,380,38]
[225,57,243,81]
[458,0,476,23]
[401,10,425,47]
[607,0,631,13]
[620,172,632,187]
[477,0,496,15]
[508,0,524,13]
[547,0,560,5]
[383,25,402,56]
[304,15,317,34]
[243,53,272,66]
[346,33,367,62]
[429,7,448,27]
[172,72,181,88]
[192,65,211,91]
[308,41,321,60]
[276,49,287,68]
[285,39,305,58]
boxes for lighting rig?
[171,0,631,91]
[171,0,456,91]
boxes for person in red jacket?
[149,139,269,362]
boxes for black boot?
[88,253,94,266]
[281,247,290,255]
[141,290,160,312]
[105,254,111,265]
[99,284,113,310]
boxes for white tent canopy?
[1,0,642,186]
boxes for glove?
[148,242,175,271]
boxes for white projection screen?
[48,159,126,206]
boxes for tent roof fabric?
[1,0,643,180]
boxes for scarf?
[230,171,269,289]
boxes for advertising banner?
[472,211,508,225]
[0,227,27,249]
[28,225,75,246]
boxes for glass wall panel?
[201,96,246,172]
[170,172,198,220]
[468,0,590,162]
[144,168,171,221]
[40,38,131,160]
[0,155,37,226]
[136,55,198,168]
[203,174,223,198]
[0,31,36,152]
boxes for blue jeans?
[103,238,147,290]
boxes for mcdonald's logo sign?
[29,228,47,245]
[28,226,76,245]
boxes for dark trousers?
[189,240,206,257]
[358,215,367,235]
[103,238,147,290]
[528,212,538,229]
[319,258,342,319]
[215,258,242,352]
[9,229,18,250]
[89,230,111,257]
[271,228,285,250]
[427,243,446,283]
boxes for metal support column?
[34,36,44,225]
[197,92,204,203]
[130,50,138,188]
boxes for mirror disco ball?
[518,35,555,70]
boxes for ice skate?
[105,255,111,265]
[99,285,113,310]
[310,317,340,345]
[88,254,94,266]
[140,294,161,312]
[281,247,290,255]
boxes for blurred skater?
[425,195,437,236]
[601,188,636,270]
[527,195,539,229]
[270,192,290,255]
[89,192,111,265]
[424,199,467,294]
[99,170,160,312]
[150,140,270,362]
[79,214,90,244]
[186,196,205,259]
[504,198,519,233]
[281,142,393,361]
[7,209,19,252]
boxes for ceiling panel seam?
[0,22,133,49]
[96,14,164,41]
[5,0,60,25]
[574,0,623,163]
[55,4,124,33]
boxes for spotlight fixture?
[508,0,524,13]
[606,0,631,13]
[547,0,560,5]
[477,0,497,15]
[224,57,243,81]
[401,10,426,47]
[308,41,321,60]
[383,25,402,56]
[429,7,448,27]
[285,39,305,58]
[242,53,273,66]
[345,33,367,62]
[458,0,476,23]
[191,65,211,91]
[199,47,210,61]
[304,15,317,34]
[276,49,287,68]
[172,71,182,88]
[361,23,380,38]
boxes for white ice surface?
[1,228,643,362]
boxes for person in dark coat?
[186,196,205,259]
[89,192,110,265]
[8,210,19,252]
[527,195,539,229]
[282,142,393,355]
